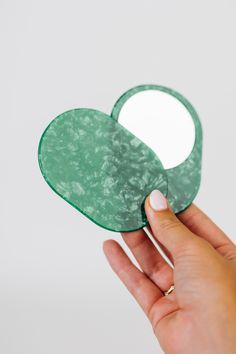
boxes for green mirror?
[38,85,202,232]
[38,109,168,232]
[111,85,203,214]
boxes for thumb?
[145,190,196,260]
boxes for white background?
[1,1,236,353]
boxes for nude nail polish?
[149,190,167,211]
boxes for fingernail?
[149,190,168,211]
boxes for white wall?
[1,1,236,353]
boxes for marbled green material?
[111,85,203,214]
[38,109,168,232]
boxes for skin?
[103,195,236,354]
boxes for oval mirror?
[115,89,195,169]
[111,85,203,214]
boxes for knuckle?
[176,237,210,260]
[158,217,181,233]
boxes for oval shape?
[117,89,195,169]
[38,108,168,232]
[111,85,203,213]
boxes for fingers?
[177,204,236,259]
[177,203,234,247]
[144,190,197,261]
[121,229,173,292]
[103,240,163,318]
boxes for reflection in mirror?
[118,90,195,169]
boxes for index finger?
[177,204,235,251]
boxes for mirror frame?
[111,84,203,213]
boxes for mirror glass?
[118,90,195,169]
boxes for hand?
[103,190,236,354]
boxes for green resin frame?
[111,85,203,214]
[38,85,203,233]
[38,108,168,232]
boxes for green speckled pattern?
[38,109,168,232]
[111,85,203,214]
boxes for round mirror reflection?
[118,90,195,169]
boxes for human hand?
[103,190,236,354]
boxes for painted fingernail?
[149,190,168,211]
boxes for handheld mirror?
[38,85,202,234]
[38,109,168,232]
[111,85,203,214]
